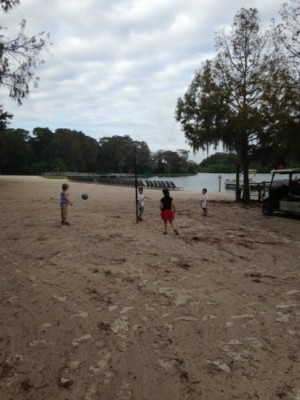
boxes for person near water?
[200,188,208,216]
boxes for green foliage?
[198,152,279,173]
[176,7,299,202]
[0,127,101,174]
[0,128,32,173]
[1,0,51,104]
[97,135,153,173]
[151,150,198,174]
[0,126,197,175]
[0,1,19,12]
[39,129,99,173]
[42,175,67,180]
[0,106,13,130]
[199,152,237,172]
[271,0,300,69]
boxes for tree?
[176,8,298,202]
[268,0,300,165]
[199,152,237,172]
[0,127,32,173]
[271,0,300,69]
[0,105,14,173]
[0,0,51,104]
[98,135,135,173]
[257,59,300,168]
[0,104,13,129]
[152,150,195,174]
[29,127,54,171]
[133,140,153,174]
[52,129,99,172]
[97,135,152,174]
[1,1,20,12]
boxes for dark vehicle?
[262,168,300,216]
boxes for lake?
[149,173,272,193]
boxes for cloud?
[1,0,283,161]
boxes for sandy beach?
[0,175,299,400]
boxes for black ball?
[81,193,88,200]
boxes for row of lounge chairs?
[144,180,180,190]
[67,175,182,190]
[97,178,182,190]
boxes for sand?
[0,176,299,400]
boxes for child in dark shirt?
[159,188,178,235]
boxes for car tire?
[262,203,273,216]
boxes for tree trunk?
[242,162,250,203]
[235,162,241,202]
[235,171,241,202]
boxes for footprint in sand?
[276,312,289,323]
[158,358,176,370]
[111,317,129,334]
[88,350,111,374]
[70,311,89,319]
[68,360,81,370]
[202,315,217,322]
[39,323,52,332]
[206,360,231,373]
[72,334,92,347]
[52,294,67,302]
[276,304,297,309]
[6,296,19,305]
[286,290,299,296]
[29,339,48,347]
[120,306,134,314]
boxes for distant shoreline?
[0,175,236,201]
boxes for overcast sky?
[2,0,284,162]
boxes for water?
[149,173,272,193]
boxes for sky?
[1,0,284,162]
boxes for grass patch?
[155,173,197,177]
[42,175,67,180]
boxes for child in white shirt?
[200,188,208,216]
